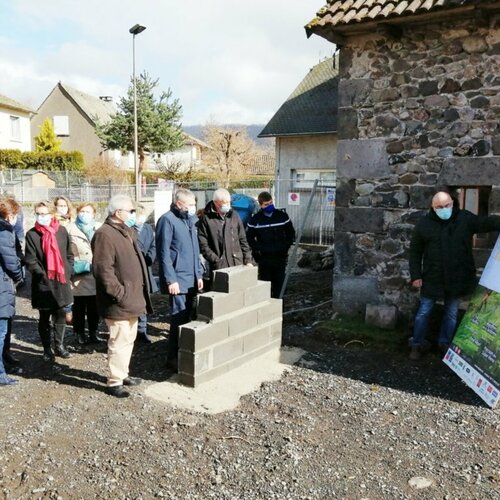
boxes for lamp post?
[129,23,146,202]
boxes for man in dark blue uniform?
[247,192,295,298]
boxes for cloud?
[1,0,334,124]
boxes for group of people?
[0,188,295,397]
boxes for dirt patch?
[1,270,498,498]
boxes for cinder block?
[178,349,211,375]
[179,340,282,387]
[257,299,283,324]
[179,319,229,351]
[198,291,245,320]
[269,318,283,342]
[228,306,260,337]
[212,337,244,366]
[244,280,271,306]
[212,265,258,293]
[242,324,271,353]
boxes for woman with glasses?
[25,201,74,362]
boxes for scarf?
[35,217,67,284]
[75,218,96,242]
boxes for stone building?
[306,0,500,321]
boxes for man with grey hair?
[156,188,203,371]
[197,188,253,289]
[92,194,152,397]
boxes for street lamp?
[129,23,146,202]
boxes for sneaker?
[409,346,422,360]
[0,374,18,385]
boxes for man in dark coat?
[409,190,500,360]
[156,188,203,370]
[246,191,295,298]
[197,188,253,284]
[134,205,158,343]
[25,201,74,361]
[92,194,153,397]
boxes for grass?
[313,314,408,352]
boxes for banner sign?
[443,237,500,408]
[326,188,336,208]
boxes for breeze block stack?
[178,265,282,387]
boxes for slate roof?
[259,57,338,138]
[0,94,35,114]
[56,82,116,125]
[306,0,497,36]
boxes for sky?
[0,0,334,126]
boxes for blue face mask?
[36,214,52,226]
[263,204,274,215]
[77,213,93,225]
[435,207,453,220]
[125,212,137,227]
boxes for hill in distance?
[183,124,271,147]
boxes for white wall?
[0,109,32,151]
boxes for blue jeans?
[412,296,460,346]
[0,318,8,377]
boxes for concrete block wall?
[178,265,282,387]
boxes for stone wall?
[178,266,282,387]
[334,17,500,319]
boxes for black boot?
[39,322,54,362]
[54,324,71,359]
[75,331,89,345]
[88,331,105,343]
[43,347,55,362]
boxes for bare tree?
[201,125,260,186]
[155,157,194,182]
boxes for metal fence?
[1,169,335,247]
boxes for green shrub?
[0,149,84,171]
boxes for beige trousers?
[105,318,138,387]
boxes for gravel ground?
[1,270,499,499]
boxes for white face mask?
[219,203,231,214]
[56,206,68,216]
[136,215,147,225]
[36,214,52,226]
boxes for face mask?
[435,207,452,220]
[263,204,275,215]
[187,206,196,217]
[219,204,231,214]
[56,206,69,216]
[9,215,18,227]
[36,214,52,226]
[124,212,137,227]
[78,213,93,225]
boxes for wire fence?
[0,169,335,247]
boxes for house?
[0,94,35,152]
[306,0,500,319]
[31,82,115,165]
[259,57,338,244]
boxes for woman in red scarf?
[25,201,74,361]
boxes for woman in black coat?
[0,198,23,385]
[25,201,74,361]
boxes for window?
[291,169,336,189]
[53,115,69,136]
[10,116,21,141]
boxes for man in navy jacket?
[156,188,203,370]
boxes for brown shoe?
[409,346,422,360]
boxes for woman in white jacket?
[67,203,103,345]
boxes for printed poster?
[288,192,300,205]
[326,188,336,208]
[443,236,500,408]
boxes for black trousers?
[38,308,66,349]
[258,256,287,299]
[168,290,197,360]
[72,295,99,335]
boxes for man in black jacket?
[409,190,500,360]
[197,188,253,286]
[247,191,295,298]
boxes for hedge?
[0,149,84,172]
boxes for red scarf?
[35,217,67,284]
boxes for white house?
[0,94,35,152]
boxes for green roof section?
[0,94,35,114]
[259,57,338,138]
